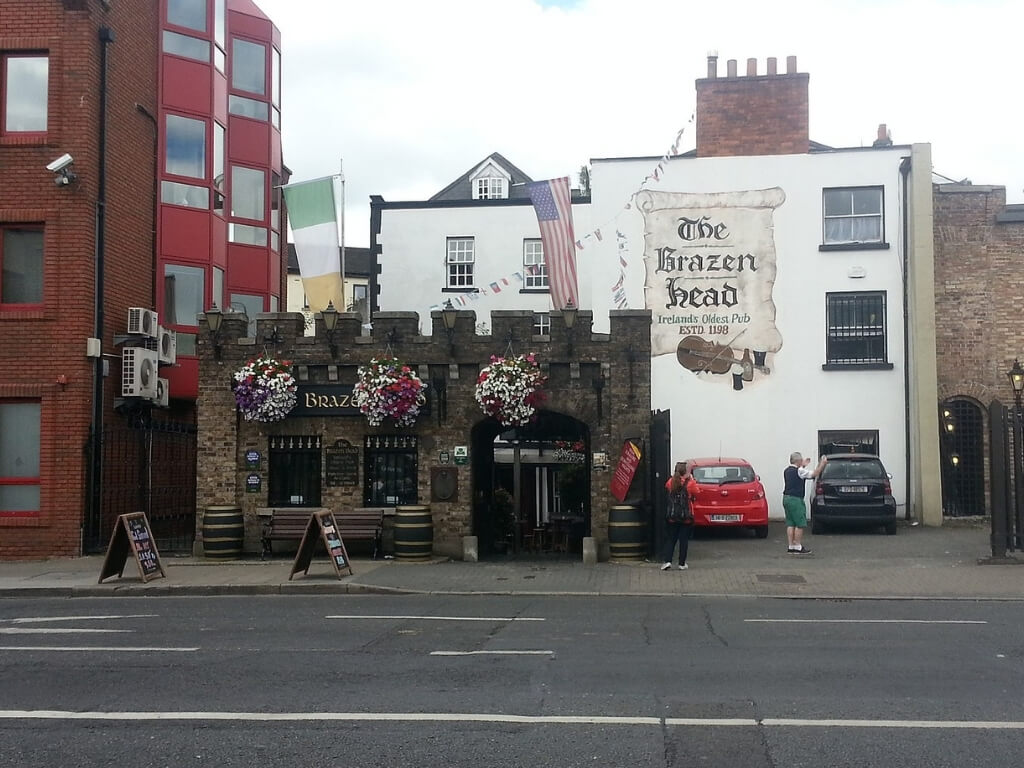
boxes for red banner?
[609,440,642,502]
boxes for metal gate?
[84,417,197,554]
[648,409,671,559]
[988,399,1022,556]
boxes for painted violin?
[675,335,736,375]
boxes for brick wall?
[195,309,653,560]
[0,0,157,558]
[933,184,1024,517]
[934,185,1024,402]
[696,55,809,158]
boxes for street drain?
[756,574,807,584]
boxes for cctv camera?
[46,153,74,173]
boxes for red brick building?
[933,184,1024,521]
[0,0,284,558]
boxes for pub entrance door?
[471,411,591,560]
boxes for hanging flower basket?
[475,353,547,427]
[553,440,586,464]
[352,356,425,427]
[232,355,297,423]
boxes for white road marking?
[744,619,987,625]
[326,615,544,622]
[0,615,157,624]
[0,711,1022,729]
[429,650,554,656]
[0,647,197,653]
[0,628,131,635]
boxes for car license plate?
[710,514,742,522]
[841,486,869,493]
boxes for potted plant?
[474,353,547,427]
[352,356,426,427]
[232,355,297,423]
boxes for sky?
[252,0,1022,249]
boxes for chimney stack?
[872,123,893,147]
[695,54,809,158]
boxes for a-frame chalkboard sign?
[289,509,353,580]
[98,511,166,583]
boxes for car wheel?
[753,525,768,539]
[811,517,824,535]
[885,521,897,535]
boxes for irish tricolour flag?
[281,176,343,312]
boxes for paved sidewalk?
[1,521,1021,600]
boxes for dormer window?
[474,177,506,200]
[469,159,512,200]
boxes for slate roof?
[429,152,536,201]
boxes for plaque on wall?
[245,450,261,469]
[325,441,360,487]
[430,466,458,502]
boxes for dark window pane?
[268,435,322,507]
[2,228,43,304]
[168,0,207,32]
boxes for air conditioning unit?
[121,347,159,398]
[156,326,176,364]
[127,307,158,338]
[155,377,169,408]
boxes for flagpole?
[339,159,346,312]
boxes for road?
[1,594,1022,767]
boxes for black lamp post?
[1008,359,1024,553]
[204,304,224,359]
[322,301,339,357]
[441,299,458,356]
[562,299,578,354]
[1008,358,1024,414]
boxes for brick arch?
[937,380,995,406]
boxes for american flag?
[527,177,579,310]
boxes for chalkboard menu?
[289,509,353,580]
[98,512,166,584]
[325,447,359,487]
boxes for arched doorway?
[939,398,986,516]
[471,410,591,559]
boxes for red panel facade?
[0,0,283,558]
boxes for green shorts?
[783,494,808,528]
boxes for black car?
[810,453,897,535]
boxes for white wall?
[377,202,591,333]
[589,149,911,517]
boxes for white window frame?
[822,186,884,245]
[474,177,506,200]
[446,238,475,288]
[532,312,551,336]
[523,239,548,289]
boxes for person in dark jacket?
[661,461,695,570]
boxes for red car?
[685,457,769,538]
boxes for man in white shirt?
[782,452,827,554]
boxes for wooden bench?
[261,507,386,559]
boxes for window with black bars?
[268,435,322,507]
[826,291,887,364]
[364,435,418,506]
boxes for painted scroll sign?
[638,188,785,391]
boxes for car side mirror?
[887,473,893,479]
[754,474,760,481]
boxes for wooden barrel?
[394,505,433,560]
[608,504,646,561]
[202,505,244,560]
